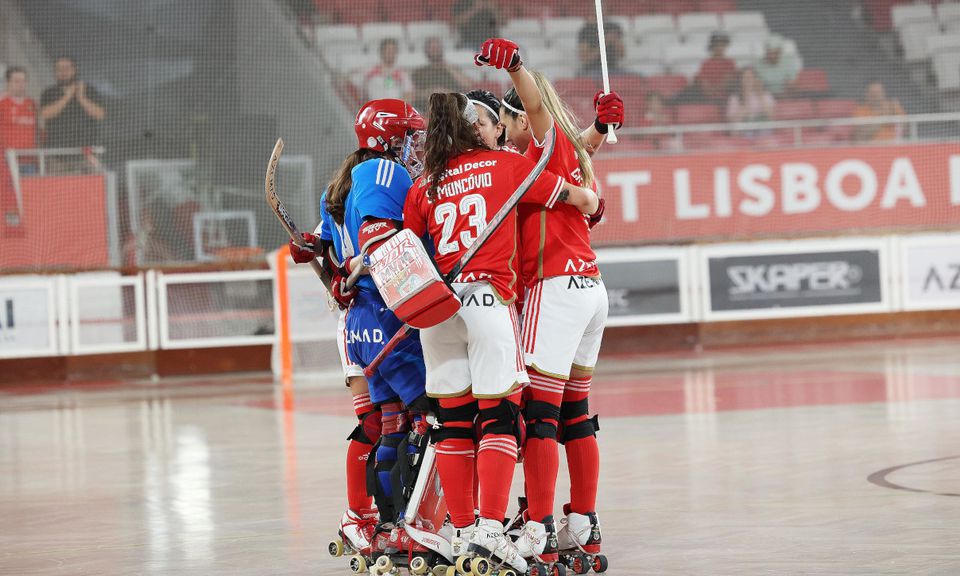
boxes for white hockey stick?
[595,0,618,144]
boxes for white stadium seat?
[338,51,380,75]
[396,50,428,70]
[721,11,768,34]
[316,24,360,45]
[899,21,942,61]
[406,21,453,49]
[926,33,960,57]
[500,18,544,43]
[933,51,960,89]
[544,17,586,39]
[633,15,676,43]
[727,41,759,67]
[664,42,708,79]
[678,13,721,39]
[891,3,936,28]
[937,3,960,27]
[360,22,405,51]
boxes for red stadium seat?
[645,75,688,99]
[554,78,602,100]
[676,103,722,124]
[698,0,738,14]
[608,75,645,99]
[663,0,699,17]
[816,98,858,119]
[773,99,816,121]
[793,69,831,95]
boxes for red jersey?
[518,123,599,286]
[0,95,37,151]
[404,149,565,304]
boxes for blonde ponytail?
[530,71,596,189]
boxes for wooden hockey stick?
[265,138,333,292]
[362,128,558,378]
[595,0,618,144]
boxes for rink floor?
[2,337,960,575]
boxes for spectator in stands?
[363,38,415,102]
[577,17,628,79]
[754,35,800,95]
[638,92,678,150]
[854,81,905,142]
[453,0,500,49]
[727,68,776,124]
[693,31,737,102]
[40,56,105,148]
[0,66,38,172]
[412,37,472,113]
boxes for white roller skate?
[513,517,565,576]
[556,508,607,574]
[330,508,378,557]
[457,517,528,576]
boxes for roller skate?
[556,507,607,574]
[330,508,378,572]
[367,523,444,575]
[513,517,566,576]
[454,517,528,576]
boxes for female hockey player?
[288,98,431,563]
[475,37,624,573]
[403,92,599,576]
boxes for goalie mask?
[355,99,427,178]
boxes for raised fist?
[474,38,522,72]
[289,232,319,264]
[593,91,624,133]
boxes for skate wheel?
[552,563,567,576]
[571,555,588,575]
[445,567,458,576]
[471,557,492,576]
[374,555,393,574]
[328,539,345,557]
[501,570,516,576]
[410,556,429,575]
[591,555,608,573]
[432,566,449,576]
[456,556,472,575]
[349,554,367,574]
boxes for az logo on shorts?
[567,276,600,290]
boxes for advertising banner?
[900,235,960,310]
[700,239,890,320]
[592,143,960,245]
[0,280,57,357]
[596,248,690,326]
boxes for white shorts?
[420,282,529,399]
[337,308,364,382]
[521,275,608,379]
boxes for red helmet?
[355,99,426,177]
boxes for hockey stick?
[595,0,618,144]
[362,128,558,378]
[265,138,334,292]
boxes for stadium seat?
[501,18,545,44]
[793,68,830,95]
[926,33,960,57]
[721,11,768,35]
[360,22,405,51]
[773,99,816,121]
[891,3,936,28]
[899,21,942,61]
[554,78,601,100]
[633,15,677,44]
[676,103,722,124]
[933,51,960,89]
[383,0,428,23]
[663,0,699,17]
[544,17,586,38]
[316,24,360,45]
[698,0,737,13]
[406,21,453,50]
[726,41,759,67]
[645,74,688,99]
[816,99,858,119]
[664,42,708,78]
[677,12,720,41]
[938,2,960,27]
[609,74,645,99]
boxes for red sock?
[477,393,521,521]
[436,395,477,528]
[564,378,599,514]
[346,392,377,512]
[523,372,564,521]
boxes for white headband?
[470,99,499,121]
[500,99,525,115]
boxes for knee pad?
[479,399,522,444]
[522,400,560,441]
[432,400,478,443]
[380,400,410,436]
[559,398,599,444]
[347,409,382,445]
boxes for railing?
[613,112,960,154]
[5,147,107,218]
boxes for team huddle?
[288,38,625,576]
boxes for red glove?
[588,197,605,229]
[331,270,358,309]
[475,38,522,72]
[593,91,624,134]
[289,232,319,264]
